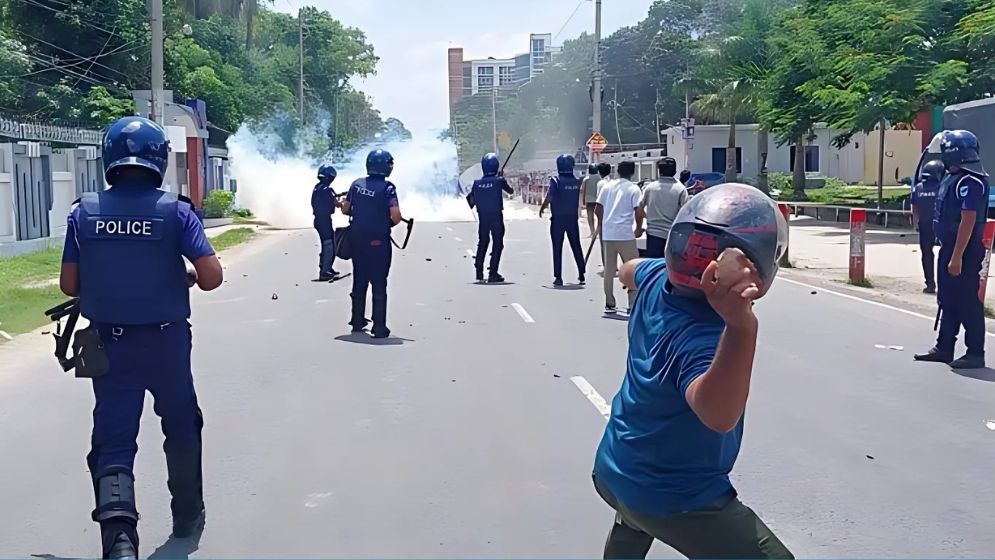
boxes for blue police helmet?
[481,153,500,176]
[919,159,945,183]
[366,149,394,177]
[102,116,169,184]
[317,164,337,181]
[556,154,576,175]
[940,130,988,176]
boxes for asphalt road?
[1,215,994,558]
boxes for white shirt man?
[596,161,644,313]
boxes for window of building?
[477,66,494,90]
[498,66,513,86]
[711,147,742,174]
[789,145,820,172]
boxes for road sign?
[587,131,608,153]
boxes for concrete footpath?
[783,215,995,319]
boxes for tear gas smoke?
[228,120,534,229]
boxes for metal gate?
[75,150,103,197]
[12,143,52,241]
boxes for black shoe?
[950,353,985,369]
[165,443,205,539]
[488,273,505,283]
[475,268,485,282]
[579,274,586,285]
[371,328,391,339]
[314,274,334,282]
[553,277,564,287]
[350,318,369,332]
[101,523,138,559]
[914,347,954,363]
[923,285,936,294]
[604,304,617,314]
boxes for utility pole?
[149,0,164,125]
[592,0,603,154]
[298,8,305,122]
[491,88,498,154]
[613,80,622,146]
[877,117,886,209]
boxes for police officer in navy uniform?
[915,130,990,369]
[471,153,514,282]
[59,116,223,559]
[540,154,586,286]
[311,164,340,281]
[911,160,944,294]
[341,149,403,338]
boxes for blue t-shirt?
[594,259,741,517]
[62,194,215,264]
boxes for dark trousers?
[351,232,392,334]
[315,219,335,276]
[644,234,667,259]
[551,214,585,279]
[88,322,202,475]
[919,226,936,289]
[594,476,793,559]
[475,211,505,274]
[937,239,986,356]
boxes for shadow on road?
[952,367,995,383]
[334,333,411,346]
[542,284,585,291]
[473,281,516,286]
[148,529,203,560]
[32,554,85,560]
[602,313,630,321]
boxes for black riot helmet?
[665,183,787,298]
[919,160,945,183]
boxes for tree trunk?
[757,127,769,194]
[792,134,807,197]
[726,116,737,182]
[245,0,256,49]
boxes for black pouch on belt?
[72,326,110,378]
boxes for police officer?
[312,164,341,281]
[540,154,585,286]
[471,153,514,282]
[911,160,944,294]
[341,149,403,338]
[915,130,990,369]
[59,116,223,558]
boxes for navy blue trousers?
[351,233,392,333]
[551,214,584,279]
[936,239,986,356]
[919,226,936,289]
[88,322,202,475]
[476,212,505,274]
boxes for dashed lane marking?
[511,303,535,323]
[570,376,610,419]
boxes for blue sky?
[274,0,656,134]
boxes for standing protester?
[311,164,341,281]
[593,183,791,560]
[596,160,643,313]
[59,116,224,559]
[915,130,990,369]
[471,153,515,282]
[341,149,404,339]
[911,159,944,294]
[540,154,586,286]
[639,157,688,258]
[679,169,691,186]
[582,163,601,236]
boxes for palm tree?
[692,78,755,183]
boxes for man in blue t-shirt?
[592,183,793,559]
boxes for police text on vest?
[95,219,154,236]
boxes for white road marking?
[446,227,453,232]
[304,491,334,508]
[0,330,12,341]
[571,376,611,419]
[200,296,245,305]
[778,276,995,338]
[466,249,474,257]
[986,420,995,431]
[454,236,463,242]
[511,303,535,323]
[315,299,330,304]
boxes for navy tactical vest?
[350,177,392,235]
[77,188,190,324]
[934,171,989,240]
[472,175,506,214]
[550,174,581,217]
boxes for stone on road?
[0,220,993,558]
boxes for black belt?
[94,322,178,338]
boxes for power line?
[554,0,587,42]
[13,29,142,80]
[22,52,130,93]
[12,0,126,37]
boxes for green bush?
[203,190,235,219]
[768,172,792,193]
[232,207,253,218]
[823,176,847,190]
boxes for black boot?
[165,443,206,538]
[92,468,139,559]
[914,347,954,363]
[950,353,985,369]
[488,272,505,283]
[475,266,484,282]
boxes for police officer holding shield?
[59,116,223,558]
[915,130,990,369]
[311,164,341,281]
[911,160,944,294]
[341,149,403,338]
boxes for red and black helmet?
[665,183,787,296]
